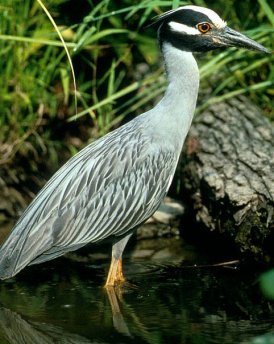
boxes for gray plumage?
[0,5,269,282]
[0,116,178,278]
[0,46,198,279]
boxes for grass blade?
[36,0,78,116]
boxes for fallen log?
[180,96,274,261]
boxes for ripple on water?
[0,237,273,344]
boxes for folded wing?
[0,119,177,279]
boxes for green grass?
[0,0,273,207]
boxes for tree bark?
[180,96,274,261]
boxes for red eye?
[197,22,211,33]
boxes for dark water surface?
[0,237,273,344]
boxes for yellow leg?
[104,233,132,288]
[105,257,125,287]
[117,258,125,283]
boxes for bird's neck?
[163,42,199,100]
[150,42,200,149]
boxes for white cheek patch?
[169,21,201,35]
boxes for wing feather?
[0,117,178,279]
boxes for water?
[0,237,273,344]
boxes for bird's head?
[151,5,270,54]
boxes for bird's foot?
[104,257,126,288]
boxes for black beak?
[214,26,271,54]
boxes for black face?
[152,8,220,52]
[159,25,220,52]
[150,7,270,54]
[158,8,215,28]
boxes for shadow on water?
[0,237,273,344]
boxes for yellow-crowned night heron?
[0,6,269,286]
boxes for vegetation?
[0,0,273,217]
[0,1,273,335]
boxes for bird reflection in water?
[105,287,131,337]
[0,286,149,343]
[0,306,93,344]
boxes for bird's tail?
[0,220,52,280]
[0,237,23,280]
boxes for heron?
[0,6,269,287]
